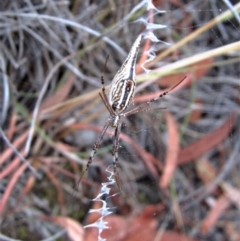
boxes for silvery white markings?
[78,34,185,188]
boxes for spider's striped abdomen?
[108,34,142,113]
[111,79,135,112]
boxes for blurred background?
[0,0,240,240]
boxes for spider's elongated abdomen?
[111,79,135,112]
[108,34,142,113]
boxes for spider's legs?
[124,76,186,117]
[112,121,122,189]
[76,119,111,187]
[88,119,111,171]
[100,56,114,116]
[100,55,111,108]
[101,74,109,102]
[99,92,114,115]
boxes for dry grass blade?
[0,164,27,215]
[0,128,39,177]
[160,111,179,188]
[178,113,236,165]
[146,1,240,66]
[137,41,240,87]
[40,216,84,241]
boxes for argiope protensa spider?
[80,34,185,186]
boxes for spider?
[80,34,185,186]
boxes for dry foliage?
[1,1,240,241]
